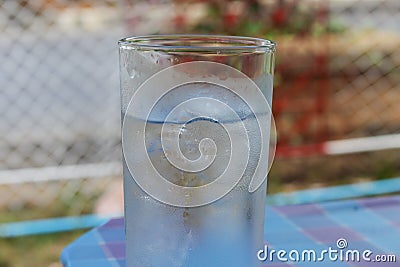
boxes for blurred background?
[0,0,399,266]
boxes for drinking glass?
[119,35,276,267]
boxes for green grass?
[0,230,86,267]
[268,151,400,193]
[0,189,100,267]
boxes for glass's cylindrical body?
[119,35,275,267]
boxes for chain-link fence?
[0,0,399,222]
[328,0,400,139]
[270,0,400,191]
[1,0,124,218]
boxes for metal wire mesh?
[1,0,123,216]
[0,0,399,220]
[272,0,400,185]
[328,0,400,139]
[1,0,122,169]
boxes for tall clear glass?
[119,35,275,267]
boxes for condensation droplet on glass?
[129,69,137,79]
[220,71,228,81]
[179,126,186,137]
[168,58,175,64]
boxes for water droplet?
[220,71,228,80]
[179,126,186,137]
[129,69,137,79]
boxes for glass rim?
[118,34,276,53]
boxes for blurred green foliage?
[0,231,85,267]
[180,0,346,38]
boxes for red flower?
[173,14,186,28]
[224,13,239,28]
[272,7,288,27]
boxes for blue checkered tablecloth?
[61,196,400,266]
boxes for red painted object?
[272,2,330,157]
